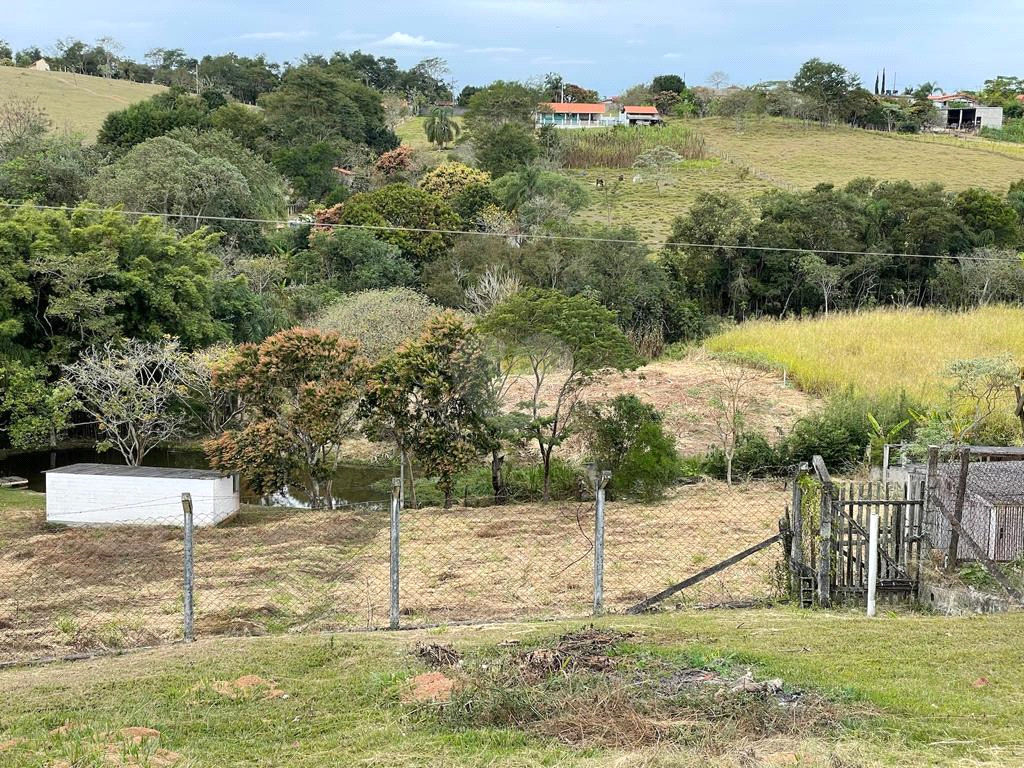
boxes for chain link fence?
[0,477,791,665]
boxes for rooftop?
[624,105,660,114]
[938,460,1024,505]
[45,463,229,480]
[541,102,606,114]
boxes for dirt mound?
[403,671,457,703]
[207,675,288,700]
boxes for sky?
[3,1,1022,95]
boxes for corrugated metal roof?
[45,463,229,480]
[542,102,606,114]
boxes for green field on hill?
[705,306,1024,403]
[0,66,165,141]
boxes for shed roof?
[624,105,660,114]
[45,463,229,480]
[542,102,606,114]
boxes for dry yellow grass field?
[0,480,787,663]
[0,66,165,141]
[706,306,1024,403]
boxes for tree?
[456,85,481,107]
[315,288,442,361]
[362,313,493,508]
[297,228,415,292]
[582,394,680,500]
[329,184,459,266]
[423,106,461,149]
[97,92,211,150]
[464,80,541,131]
[0,361,76,450]
[632,145,684,194]
[480,289,639,499]
[791,58,860,123]
[62,338,190,465]
[799,252,843,314]
[419,162,491,199]
[0,132,102,206]
[708,361,760,485]
[0,98,50,147]
[652,74,686,94]
[707,71,730,90]
[205,328,366,509]
[474,123,539,177]
[953,188,1021,247]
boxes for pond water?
[0,446,394,508]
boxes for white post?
[882,444,890,487]
[867,511,879,618]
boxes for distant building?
[535,102,663,129]
[623,105,664,125]
[928,92,1003,131]
[30,58,50,71]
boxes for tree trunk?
[491,449,505,502]
[542,448,552,501]
[725,449,734,486]
[406,452,418,509]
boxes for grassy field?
[0,66,165,141]
[0,480,787,664]
[705,306,1024,402]
[697,116,1024,193]
[2,609,1023,766]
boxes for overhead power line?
[0,200,1020,264]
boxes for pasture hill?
[0,66,165,140]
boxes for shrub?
[582,395,681,500]
[314,288,443,361]
[703,432,783,481]
[419,162,491,198]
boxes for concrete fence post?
[389,478,401,630]
[593,471,611,616]
[181,492,194,643]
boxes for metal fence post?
[181,493,194,642]
[593,471,610,616]
[389,478,401,630]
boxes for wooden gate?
[832,481,925,598]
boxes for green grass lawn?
[2,608,1022,767]
[705,305,1024,404]
[0,66,166,141]
[697,116,1024,194]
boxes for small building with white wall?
[45,463,240,527]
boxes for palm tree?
[423,107,461,149]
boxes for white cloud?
[239,31,311,40]
[466,46,524,54]
[373,32,453,48]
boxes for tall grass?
[705,306,1024,403]
[559,123,706,168]
[982,118,1024,144]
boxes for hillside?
[705,306,1024,403]
[0,67,165,141]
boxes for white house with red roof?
[536,102,663,128]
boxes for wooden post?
[181,493,194,643]
[790,464,807,598]
[813,456,834,608]
[946,447,970,573]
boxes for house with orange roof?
[927,92,1003,131]
[536,102,663,128]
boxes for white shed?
[45,463,240,527]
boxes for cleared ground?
[2,609,1023,767]
[0,66,165,140]
[705,305,1024,403]
[0,480,786,663]
[507,351,816,459]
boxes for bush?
[314,288,443,361]
[404,457,585,506]
[582,394,681,500]
[702,432,782,481]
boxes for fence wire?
[0,479,791,665]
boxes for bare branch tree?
[464,265,521,315]
[62,338,190,465]
[708,360,760,485]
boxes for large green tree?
[480,289,639,499]
[205,328,367,509]
[791,58,860,122]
